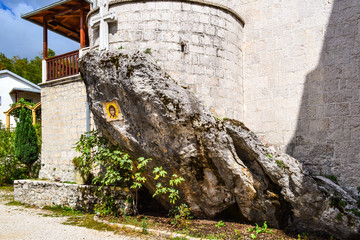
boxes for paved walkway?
[0,190,158,240]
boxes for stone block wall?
[85,0,360,193]
[236,0,360,193]
[39,76,90,181]
[88,0,245,120]
[14,180,132,213]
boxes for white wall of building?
[0,70,41,128]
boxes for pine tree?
[14,107,39,176]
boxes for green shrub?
[215,220,226,228]
[74,131,185,217]
[169,203,192,228]
[0,121,28,184]
[247,221,273,239]
[141,217,149,234]
[14,107,39,177]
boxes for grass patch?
[62,181,76,184]
[0,185,14,192]
[5,200,23,206]
[64,215,113,231]
[38,213,61,218]
[64,215,146,238]
[43,205,82,217]
[0,190,329,240]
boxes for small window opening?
[180,41,186,53]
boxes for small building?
[0,70,41,128]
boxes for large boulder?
[79,50,360,239]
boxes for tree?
[0,49,56,84]
[14,107,39,176]
[0,121,28,184]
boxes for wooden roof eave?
[22,17,80,42]
[21,0,91,42]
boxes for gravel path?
[0,190,158,240]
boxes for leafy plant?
[73,130,104,176]
[326,175,338,183]
[94,195,123,217]
[14,107,39,177]
[330,197,346,210]
[297,232,309,240]
[169,203,192,228]
[0,121,28,184]
[151,169,189,229]
[141,217,148,234]
[275,159,286,170]
[144,48,152,55]
[247,221,273,239]
[9,98,40,120]
[215,220,225,228]
[213,115,221,121]
[234,229,243,239]
[74,131,185,217]
[152,167,185,205]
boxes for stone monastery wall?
[85,0,360,193]
[236,0,360,193]
[39,76,91,181]
[89,0,245,121]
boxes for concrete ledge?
[14,180,132,213]
[39,74,82,88]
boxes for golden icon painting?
[102,100,123,122]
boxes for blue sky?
[0,0,79,59]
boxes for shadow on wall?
[286,0,360,194]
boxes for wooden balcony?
[46,50,79,81]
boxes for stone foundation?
[14,180,132,213]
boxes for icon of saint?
[108,105,118,119]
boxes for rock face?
[79,50,360,239]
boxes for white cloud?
[0,0,79,59]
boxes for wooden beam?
[43,17,48,59]
[54,5,84,17]
[56,14,81,18]
[80,7,85,48]
[51,22,80,37]
[6,114,10,130]
[32,110,36,126]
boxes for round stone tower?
[87,0,245,121]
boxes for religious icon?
[102,100,122,122]
[107,104,118,118]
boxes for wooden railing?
[46,50,79,81]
